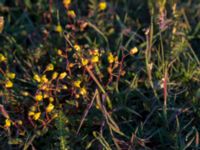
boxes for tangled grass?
[0,0,200,149]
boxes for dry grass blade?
[0,104,9,119]
[0,16,4,33]
[76,89,98,134]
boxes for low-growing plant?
[0,0,199,149]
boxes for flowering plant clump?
[0,0,200,149]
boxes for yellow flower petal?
[69,63,75,68]
[33,74,41,83]
[46,63,54,71]
[55,24,63,33]
[98,2,107,11]
[63,0,71,9]
[67,10,76,18]
[7,72,16,79]
[57,49,63,55]
[130,47,138,55]
[17,120,23,125]
[91,56,99,63]
[81,58,89,66]
[73,80,81,88]
[49,97,54,102]
[21,91,29,96]
[52,72,58,80]
[43,93,49,99]
[59,72,67,79]
[80,87,87,96]
[107,52,114,64]
[5,80,13,88]
[33,112,41,120]
[35,93,43,101]
[28,111,35,116]
[30,106,37,112]
[62,85,68,90]
[74,44,81,51]
[0,53,6,62]
[4,119,11,128]
[46,103,54,113]
[75,94,80,99]
[41,75,48,83]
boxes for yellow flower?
[0,53,6,62]
[75,94,80,99]
[46,103,54,113]
[121,70,126,76]
[107,52,114,63]
[28,111,35,117]
[73,80,81,88]
[80,87,87,96]
[63,0,71,9]
[93,49,100,56]
[91,55,99,63]
[59,72,67,79]
[69,63,75,68]
[62,85,68,90]
[33,74,41,83]
[6,72,16,79]
[35,93,43,101]
[52,113,58,119]
[130,47,138,55]
[17,120,23,125]
[55,24,63,33]
[89,49,99,56]
[49,97,54,102]
[44,93,49,98]
[81,58,88,66]
[33,112,41,120]
[4,119,11,128]
[98,2,107,11]
[39,84,49,91]
[52,72,58,80]
[46,63,54,71]
[30,106,37,112]
[57,49,62,55]
[5,80,13,88]
[67,10,76,18]
[21,91,29,96]
[41,75,48,83]
[74,44,81,51]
